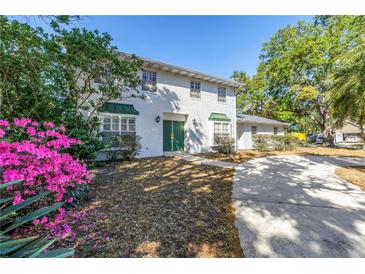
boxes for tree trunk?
[323,125,335,146]
[322,111,335,147]
[358,118,365,150]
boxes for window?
[218,87,226,102]
[190,81,201,99]
[251,126,257,135]
[101,114,136,146]
[94,65,112,84]
[273,127,278,135]
[142,71,157,92]
[213,122,231,144]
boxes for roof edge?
[236,113,291,126]
[119,52,241,88]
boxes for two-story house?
[87,53,239,159]
[83,53,289,159]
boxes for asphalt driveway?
[233,155,365,257]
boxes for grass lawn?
[198,146,365,164]
[335,166,365,190]
[64,157,243,258]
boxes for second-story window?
[218,87,226,102]
[142,71,157,92]
[190,81,201,99]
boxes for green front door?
[163,120,184,152]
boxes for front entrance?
[163,120,185,152]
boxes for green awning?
[98,102,139,115]
[208,112,231,122]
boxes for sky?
[14,16,312,79]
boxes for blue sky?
[15,16,312,79]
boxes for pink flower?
[26,127,36,136]
[1,119,90,234]
[13,191,24,205]
[0,129,5,138]
[0,120,10,127]
[33,219,40,225]
[38,131,45,138]
[14,118,31,128]
[43,121,55,128]
[59,125,66,132]
[40,216,48,224]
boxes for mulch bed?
[63,156,243,258]
[335,166,365,190]
[199,147,365,164]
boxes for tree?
[232,70,280,118]
[257,16,365,145]
[331,36,365,147]
[0,16,143,159]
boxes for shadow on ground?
[233,155,365,257]
[69,157,243,258]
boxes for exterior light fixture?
[192,118,198,127]
[155,116,161,123]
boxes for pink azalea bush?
[0,118,91,237]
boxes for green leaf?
[0,197,12,204]
[10,237,47,257]
[29,239,57,258]
[0,192,50,222]
[1,202,64,234]
[34,248,74,258]
[0,236,38,255]
[0,180,23,190]
[0,236,38,249]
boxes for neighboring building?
[236,114,290,149]
[85,53,240,159]
[335,120,362,143]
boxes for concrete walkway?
[233,155,365,257]
[179,153,365,257]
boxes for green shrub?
[253,134,271,151]
[64,115,105,161]
[272,134,298,151]
[106,135,142,161]
[215,136,235,154]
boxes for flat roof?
[119,52,241,88]
[237,113,291,126]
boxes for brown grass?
[198,146,365,164]
[335,166,365,190]
[66,157,243,258]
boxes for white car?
[345,136,361,143]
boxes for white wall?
[236,123,285,150]
[85,69,237,158]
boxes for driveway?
[233,155,365,257]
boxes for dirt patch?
[199,147,365,164]
[335,166,365,190]
[65,157,243,258]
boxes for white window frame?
[218,87,226,103]
[213,121,231,145]
[142,70,157,92]
[190,81,201,99]
[100,113,137,146]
